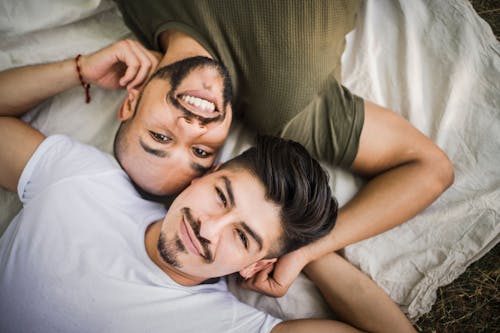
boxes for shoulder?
[18,135,122,202]
[32,134,118,173]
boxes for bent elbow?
[443,156,455,189]
[431,149,454,193]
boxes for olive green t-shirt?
[115,0,364,167]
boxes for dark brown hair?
[221,135,338,257]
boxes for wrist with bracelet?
[75,54,91,103]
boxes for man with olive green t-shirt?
[112,0,454,298]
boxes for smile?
[180,94,215,112]
[177,90,221,118]
[180,216,204,258]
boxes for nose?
[177,116,207,138]
[198,213,232,244]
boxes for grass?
[415,243,499,332]
[469,0,500,40]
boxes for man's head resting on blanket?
[114,56,234,196]
[145,135,338,285]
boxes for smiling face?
[145,167,283,285]
[115,57,233,196]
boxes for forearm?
[0,58,80,116]
[303,252,417,333]
[307,156,453,256]
[272,319,364,333]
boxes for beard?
[157,232,186,268]
[157,207,214,269]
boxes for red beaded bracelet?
[75,54,91,103]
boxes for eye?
[149,131,171,143]
[216,187,227,207]
[236,229,248,249]
[193,147,212,158]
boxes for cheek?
[204,124,230,147]
[160,173,195,195]
[154,161,202,195]
[216,231,249,264]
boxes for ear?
[239,258,277,280]
[190,176,201,184]
[210,163,222,173]
[190,162,219,185]
[118,88,140,121]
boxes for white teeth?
[181,95,215,112]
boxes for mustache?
[181,207,213,263]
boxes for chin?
[131,180,177,203]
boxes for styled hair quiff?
[221,135,338,257]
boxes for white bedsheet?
[0,0,498,321]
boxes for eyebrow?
[139,139,209,174]
[221,175,235,207]
[241,222,263,251]
[191,162,210,174]
[140,139,169,158]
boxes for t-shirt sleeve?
[17,135,117,204]
[280,77,365,168]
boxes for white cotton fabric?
[0,135,281,333]
[0,0,498,321]
[341,0,500,319]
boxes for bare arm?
[0,39,160,117]
[269,252,416,333]
[0,59,80,116]
[244,102,453,316]
[272,319,364,333]
[0,39,160,190]
[305,101,454,255]
[303,252,416,332]
[0,117,44,192]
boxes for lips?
[178,90,221,118]
[181,216,205,259]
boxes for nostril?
[181,116,207,132]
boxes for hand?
[79,39,162,90]
[239,248,310,297]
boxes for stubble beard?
[158,232,186,268]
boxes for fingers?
[79,39,161,91]
[239,263,282,297]
[116,39,160,90]
[255,263,275,283]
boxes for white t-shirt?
[0,135,281,333]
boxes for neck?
[144,220,205,286]
[158,29,213,67]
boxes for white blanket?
[0,0,498,321]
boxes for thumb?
[255,262,276,283]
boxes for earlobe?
[210,163,222,173]
[118,89,139,121]
[239,258,277,279]
[192,164,219,183]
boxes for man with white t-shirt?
[0,126,415,332]
[0,43,417,332]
